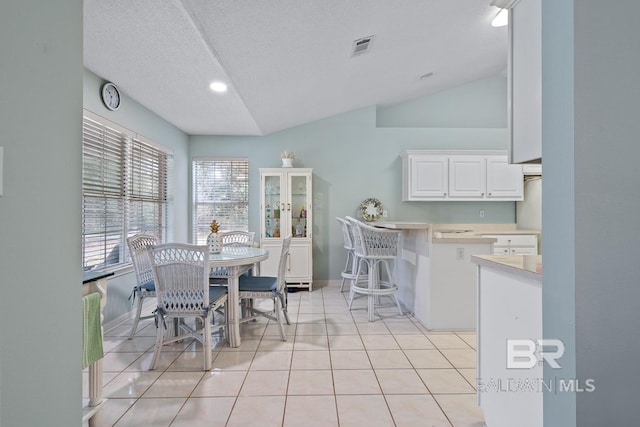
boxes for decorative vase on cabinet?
[260,168,313,291]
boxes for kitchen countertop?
[431,224,541,243]
[370,221,430,230]
[471,254,542,282]
[369,221,541,244]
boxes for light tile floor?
[84,283,485,426]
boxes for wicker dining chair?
[126,234,159,339]
[209,231,256,284]
[148,243,227,371]
[345,216,403,322]
[220,230,256,247]
[237,235,292,341]
[335,217,364,292]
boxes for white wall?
[0,1,83,424]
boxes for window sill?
[87,263,134,279]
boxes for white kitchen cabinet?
[401,150,523,201]
[486,156,524,199]
[259,168,313,290]
[402,154,448,199]
[448,156,485,198]
[483,234,538,255]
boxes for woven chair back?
[127,234,158,287]
[335,217,354,250]
[149,243,210,317]
[346,216,400,259]
[220,231,255,247]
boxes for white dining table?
[210,246,269,347]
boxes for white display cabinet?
[259,168,313,290]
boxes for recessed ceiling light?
[209,81,228,93]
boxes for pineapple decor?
[207,219,223,254]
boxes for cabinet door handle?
[287,253,291,271]
[287,203,291,211]
[443,192,447,196]
[281,203,285,211]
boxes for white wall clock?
[101,82,121,111]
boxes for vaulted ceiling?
[84,0,507,136]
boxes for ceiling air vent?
[351,35,375,57]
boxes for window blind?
[82,113,172,271]
[192,158,249,244]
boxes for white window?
[82,111,173,271]
[192,158,249,244]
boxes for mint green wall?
[83,69,190,324]
[542,0,576,424]
[377,75,508,128]
[190,77,513,281]
[0,1,83,425]
[544,0,640,425]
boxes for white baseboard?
[103,299,155,333]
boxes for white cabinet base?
[261,241,313,291]
[476,263,542,427]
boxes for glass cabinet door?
[289,174,310,239]
[262,173,282,239]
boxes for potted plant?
[280,150,295,168]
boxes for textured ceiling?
[84,0,507,136]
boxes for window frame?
[82,110,173,272]
[192,157,250,245]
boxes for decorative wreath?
[359,198,383,222]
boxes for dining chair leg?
[150,313,165,370]
[128,295,145,339]
[274,298,287,341]
[203,314,213,371]
[339,251,352,292]
[382,260,404,316]
[367,266,377,322]
[278,293,291,325]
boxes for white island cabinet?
[472,255,542,427]
[260,168,313,290]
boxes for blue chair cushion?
[208,285,228,303]
[238,276,278,292]
[137,280,155,292]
